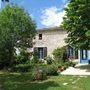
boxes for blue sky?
[1,0,68,29]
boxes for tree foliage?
[62,0,90,49]
[16,49,30,64]
[53,47,67,63]
[0,4,36,68]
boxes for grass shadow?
[18,81,60,90]
[0,73,61,90]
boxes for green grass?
[0,72,90,90]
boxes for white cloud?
[63,0,68,2]
[41,7,65,27]
[30,14,34,19]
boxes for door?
[80,50,88,63]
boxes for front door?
[80,50,88,63]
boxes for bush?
[45,65,58,76]
[16,49,30,64]
[44,56,53,65]
[69,62,76,67]
[30,64,58,80]
[12,64,33,72]
[56,61,72,72]
[53,46,67,63]
[31,54,39,64]
[30,66,47,81]
[64,61,71,67]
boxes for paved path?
[61,64,90,75]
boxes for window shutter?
[34,47,38,56]
[44,47,47,58]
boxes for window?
[38,48,44,59]
[82,50,87,60]
[34,47,47,59]
[39,34,42,40]
[38,47,47,59]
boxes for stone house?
[33,27,90,64]
[1,0,90,64]
[33,27,80,62]
[33,27,67,58]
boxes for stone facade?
[33,27,68,57]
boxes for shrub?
[53,46,67,63]
[16,49,30,64]
[38,60,45,64]
[44,56,53,64]
[64,61,71,67]
[45,65,58,76]
[31,54,39,64]
[56,61,72,72]
[58,65,62,69]
[69,62,76,67]
[30,64,58,80]
[12,64,33,72]
[30,66,47,81]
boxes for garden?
[8,46,74,81]
[0,0,90,89]
[0,72,90,90]
[0,45,78,90]
[0,5,75,90]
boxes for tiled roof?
[37,27,64,32]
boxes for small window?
[39,34,42,40]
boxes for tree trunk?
[8,46,14,67]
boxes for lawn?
[0,72,90,90]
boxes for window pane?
[38,48,43,59]
[39,34,42,40]
[82,50,87,60]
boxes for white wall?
[88,50,90,60]
[33,29,68,56]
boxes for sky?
[1,0,68,29]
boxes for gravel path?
[61,64,90,75]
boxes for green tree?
[53,47,67,63]
[62,0,90,49]
[0,4,36,68]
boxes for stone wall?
[33,28,68,56]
